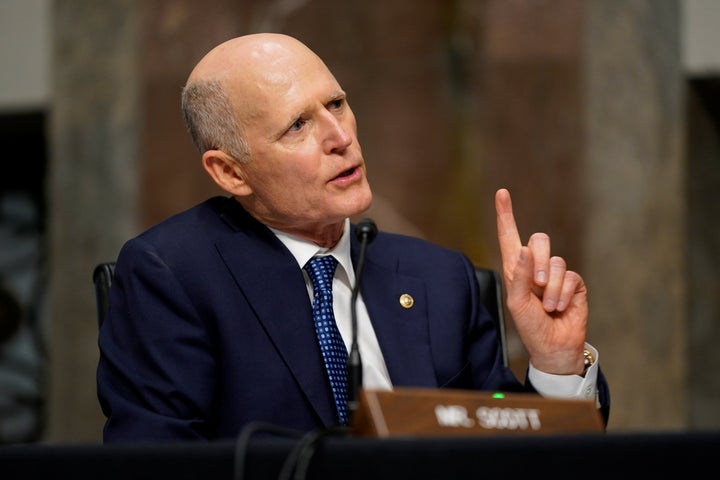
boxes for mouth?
[336,167,356,178]
[329,166,362,185]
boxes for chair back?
[474,267,508,367]
[92,262,115,327]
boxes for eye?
[328,98,344,110]
[288,118,305,132]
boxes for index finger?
[495,188,522,262]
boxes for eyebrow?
[275,89,347,137]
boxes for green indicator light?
[492,392,505,399]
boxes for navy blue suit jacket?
[97,196,609,442]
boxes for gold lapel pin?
[399,293,414,309]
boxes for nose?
[320,111,353,154]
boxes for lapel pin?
[399,293,414,309]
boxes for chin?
[328,186,372,219]
[348,191,373,216]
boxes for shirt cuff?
[527,343,598,401]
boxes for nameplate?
[351,387,604,437]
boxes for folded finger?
[557,270,584,312]
[528,232,550,286]
[542,256,566,312]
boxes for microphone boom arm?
[348,219,377,420]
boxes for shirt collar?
[269,218,355,286]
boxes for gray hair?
[180,79,250,163]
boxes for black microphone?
[347,218,377,420]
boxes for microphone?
[347,218,377,420]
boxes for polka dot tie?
[304,255,349,426]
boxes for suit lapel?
[351,235,438,387]
[214,200,338,425]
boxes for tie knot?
[304,256,338,293]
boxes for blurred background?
[0,0,718,444]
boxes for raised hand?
[495,188,587,375]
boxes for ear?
[201,149,253,197]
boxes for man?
[97,33,609,443]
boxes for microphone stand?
[347,219,377,422]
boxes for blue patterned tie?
[304,255,349,426]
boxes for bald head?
[188,33,325,84]
[181,33,334,162]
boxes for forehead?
[235,55,343,126]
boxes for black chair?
[92,262,115,328]
[474,267,508,367]
[92,262,508,365]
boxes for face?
[227,41,373,242]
